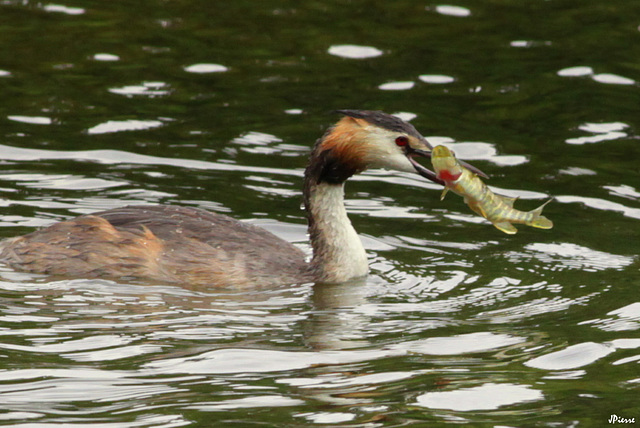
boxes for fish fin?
[531,216,553,229]
[493,221,518,234]
[500,195,519,208]
[528,199,554,229]
[440,188,449,201]
[469,203,487,219]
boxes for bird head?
[308,110,484,186]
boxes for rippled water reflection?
[1,0,639,426]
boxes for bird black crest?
[334,110,423,140]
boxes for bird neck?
[304,181,368,283]
[303,133,368,283]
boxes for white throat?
[307,182,368,283]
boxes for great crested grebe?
[0,110,482,287]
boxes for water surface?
[0,0,639,426]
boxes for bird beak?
[406,142,488,185]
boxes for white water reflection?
[392,111,417,122]
[282,371,418,389]
[143,332,525,375]
[0,369,183,404]
[300,412,356,424]
[556,195,640,220]
[416,383,543,411]
[0,412,41,421]
[93,53,120,61]
[419,74,455,84]
[506,242,635,272]
[187,395,304,412]
[0,143,299,177]
[143,348,392,375]
[109,81,170,97]
[527,339,640,371]
[395,332,524,355]
[7,115,52,125]
[605,184,640,200]
[558,166,597,176]
[565,121,628,145]
[232,131,281,145]
[183,63,228,73]
[580,302,640,332]
[43,3,85,15]
[433,5,472,17]
[327,45,383,59]
[510,40,551,48]
[231,131,308,156]
[557,66,594,77]
[0,173,127,190]
[378,81,415,91]
[345,197,428,219]
[66,344,165,362]
[526,342,614,370]
[476,293,596,323]
[87,119,164,135]
[557,66,636,85]
[592,73,635,85]
[0,334,135,354]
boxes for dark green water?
[0,0,638,426]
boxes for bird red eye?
[395,136,409,146]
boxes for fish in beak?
[406,142,488,186]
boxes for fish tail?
[528,199,553,229]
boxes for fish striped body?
[431,145,553,234]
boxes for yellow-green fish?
[430,145,553,234]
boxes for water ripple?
[109,82,171,97]
[183,64,228,73]
[416,382,543,411]
[418,74,455,84]
[87,119,165,135]
[580,302,640,332]
[327,45,383,59]
[142,332,525,376]
[565,121,629,145]
[378,81,415,91]
[556,195,640,220]
[43,3,85,15]
[505,242,635,272]
[433,5,472,17]
[7,115,52,125]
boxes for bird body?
[0,205,312,287]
